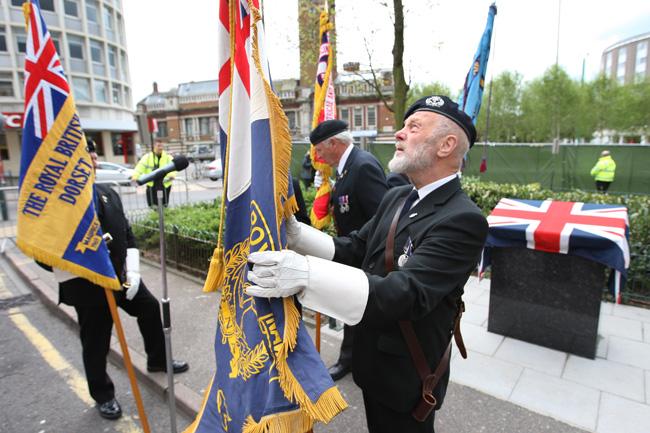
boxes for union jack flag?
[187,1,345,432]
[480,198,630,303]
[23,0,69,141]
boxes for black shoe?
[328,362,350,381]
[147,360,189,374]
[97,398,122,420]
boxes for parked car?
[205,158,223,181]
[95,161,135,185]
[187,144,216,162]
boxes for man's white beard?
[388,143,432,174]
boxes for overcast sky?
[123,0,650,108]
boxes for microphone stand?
[157,190,177,433]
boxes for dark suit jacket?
[331,146,388,236]
[59,184,136,307]
[333,177,488,413]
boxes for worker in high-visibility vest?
[590,150,616,193]
[132,140,176,206]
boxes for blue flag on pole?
[17,0,119,290]
[457,3,497,124]
[185,1,346,432]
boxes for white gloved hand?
[246,250,309,298]
[314,171,323,188]
[284,215,335,259]
[125,248,141,300]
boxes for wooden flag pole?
[104,288,151,433]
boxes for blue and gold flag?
[457,3,497,124]
[17,0,119,290]
[186,1,346,432]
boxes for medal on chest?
[338,195,350,214]
[398,236,414,267]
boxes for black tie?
[399,189,419,221]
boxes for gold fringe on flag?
[249,3,347,428]
[202,246,225,293]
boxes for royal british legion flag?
[186,1,346,432]
[480,198,630,303]
[17,0,119,290]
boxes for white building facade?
[0,0,137,180]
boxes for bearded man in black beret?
[247,96,487,432]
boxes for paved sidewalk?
[5,242,649,432]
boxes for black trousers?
[363,391,435,433]
[145,185,171,207]
[337,324,355,366]
[73,282,166,404]
[596,181,611,192]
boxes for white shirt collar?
[412,173,458,205]
[337,144,354,175]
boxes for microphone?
[136,155,189,186]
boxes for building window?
[90,40,103,63]
[199,117,211,136]
[16,33,27,54]
[0,132,9,160]
[71,77,90,101]
[85,132,104,156]
[184,118,195,136]
[112,84,122,104]
[103,8,114,31]
[0,27,6,52]
[86,1,98,23]
[636,41,647,80]
[617,47,627,83]
[157,121,168,138]
[340,107,349,123]
[11,0,24,6]
[67,35,84,59]
[108,46,117,68]
[286,111,297,131]
[0,73,14,97]
[366,106,376,129]
[353,107,363,129]
[39,0,55,11]
[604,51,612,76]
[64,0,79,17]
[94,80,107,103]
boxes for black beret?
[404,95,477,147]
[309,119,349,145]
[85,138,96,153]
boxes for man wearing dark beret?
[308,119,388,381]
[247,96,488,432]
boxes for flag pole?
[103,288,151,433]
[157,190,178,433]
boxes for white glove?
[246,250,369,325]
[314,171,323,188]
[125,248,141,300]
[247,250,308,298]
[285,215,335,260]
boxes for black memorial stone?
[488,247,606,359]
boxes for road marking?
[8,308,142,432]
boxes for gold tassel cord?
[202,0,237,293]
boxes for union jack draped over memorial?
[480,198,630,303]
[17,0,119,290]
[186,1,346,432]
[309,5,337,229]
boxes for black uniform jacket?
[331,146,388,236]
[333,177,488,413]
[59,183,136,307]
